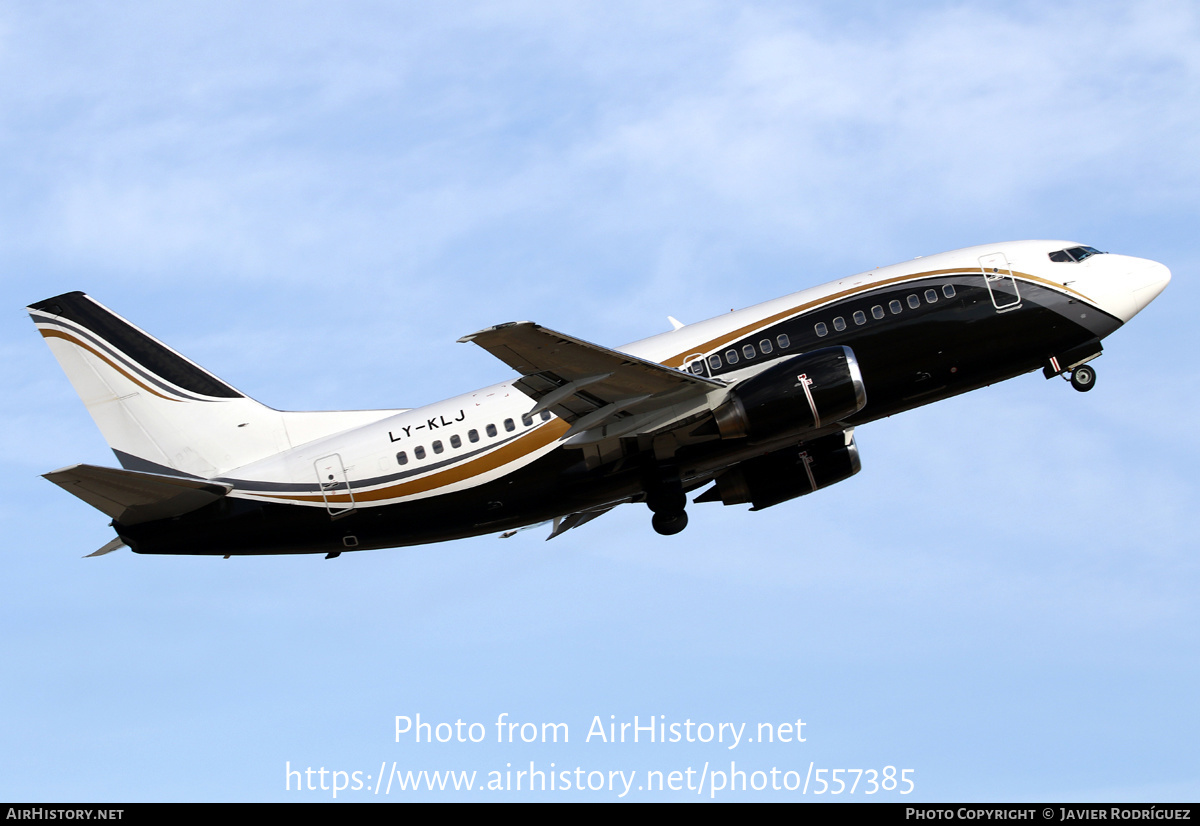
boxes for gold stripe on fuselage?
[242,267,1094,506]
[661,268,1093,368]
[244,417,571,505]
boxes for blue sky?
[2,0,1197,801]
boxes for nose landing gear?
[1068,364,1096,392]
[1043,340,1102,393]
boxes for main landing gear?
[651,510,688,536]
[644,459,689,536]
[1067,364,1096,393]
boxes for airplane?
[28,240,1170,558]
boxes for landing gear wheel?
[1070,364,1096,392]
[652,510,688,536]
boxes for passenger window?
[872,305,885,319]
[815,322,828,337]
[853,310,866,325]
[504,418,515,432]
[450,434,461,448]
[942,284,956,298]
[414,445,426,460]
[907,294,920,309]
[889,300,902,314]
[521,413,533,427]
[540,410,551,421]
[396,451,408,466]
[432,440,444,454]
[742,344,756,359]
[689,361,705,375]
[759,339,773,354]
[924,289,938,303]
[486,423,497,438]
[776,334,790,349]
[833,316,846,331]
[468,429,479,443]
[708,354,722,370]
[725,349,739,365]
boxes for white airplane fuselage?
[29,240,1170,556]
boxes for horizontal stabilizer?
[43,464,232,526]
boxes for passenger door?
[978,252,1022,312]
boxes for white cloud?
[2,0,1195,307]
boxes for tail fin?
[28,292,295,477]
[30,292,405,478]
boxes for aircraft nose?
[1082,255,1171,325]
[1127,258,1171,318]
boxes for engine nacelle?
[713,346,867,441]
[697,430,861,511]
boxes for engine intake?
[713,346,866,441]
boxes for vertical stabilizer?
[28,292,294,477]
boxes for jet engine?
[696,430,861,511]
[713,346,866,441]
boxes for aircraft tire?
[1070,365,1096,392]
[652,510,688,536]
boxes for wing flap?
[459,322,724,435]
[44,464,232,525]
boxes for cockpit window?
[1049,246,1103,263]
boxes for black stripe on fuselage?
[117,444,606,555]
[218,429,530,494]
[117,273,1121,555]
[698,273,1118,419]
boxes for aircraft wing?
[459,322,725,443]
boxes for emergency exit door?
[314,453,355,518]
